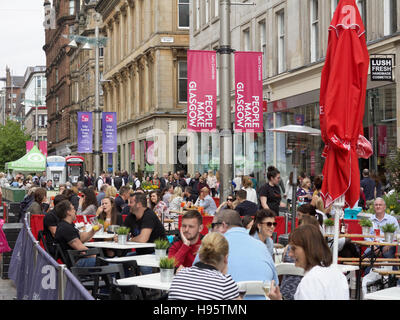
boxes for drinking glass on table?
[90,216,101,232]
[262,280,272,300]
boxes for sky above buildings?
[0,0,46,77]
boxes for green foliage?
[382,223,397,234]
[323,218,335,226]
[154,238,170,250]
[159,257,176,269]
[116,226,130,235]
[385,148,400,193]
[359,219,373,227]
[383,192,400,215]
[0,120,31,172]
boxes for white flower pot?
[362,226,371,235]
[325,226,335,235]
[118,234,127,244]
[155,249,167,260]
[384,232,394,243]
[160,268,174,283]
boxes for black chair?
[71,264,126,300]
[54,243,72,268]
[109,278,144,300]
[96,256,140,277]
[67,248,104,267]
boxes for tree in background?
[385,148,400,193]
[0,120,30,172]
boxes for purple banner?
[102,112,117,153]
[77,112,93,153]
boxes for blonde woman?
[168,232,240,300]
[207,170,218,197]
[168,186,184,212]
[241,176,258,204]
[105,185,118,199]
[296,177,313,204]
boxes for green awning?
[5,145,46,172]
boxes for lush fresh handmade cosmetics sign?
[187,50,217,132]
[77,112,93,153]
[234,52,263,133]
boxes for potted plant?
[359,219,373,235]
[159,257,176,283]
[116,227,130,244]
[382,223,397,243]
[154,238,170,260]
[323,219,335,235]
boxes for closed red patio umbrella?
[319,0,372,263]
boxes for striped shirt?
[168,262,239,300]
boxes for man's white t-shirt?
[294,264,349,300]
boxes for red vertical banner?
[187,50,217,132]
[26,141,34,153]
[131,141,135,162]
[234,52,264,133]
[39,141,48,157]
[378,125,387,156]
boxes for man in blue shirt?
[206,209,278,299]
[194,187,217,215]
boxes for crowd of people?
[2,163,398,300]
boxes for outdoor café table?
[105,254,159,268]
[350,240,399,300]
[91,232,116,240]
[117,272,171,291]
[364,286,400,300]
[84,241,156,250]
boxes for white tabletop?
[84,241,155,250]
[364,286,400,300]
[105,254,159,268]
[335,264,359,273]
[117,272,171,291]
[91,232,116,240]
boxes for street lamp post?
[65,12,107,178]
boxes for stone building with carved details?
[96,0,189,175]
[43,0,78,157]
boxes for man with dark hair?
[234,189,258,216]
[96,184,108,206]
[46,180,54,191]
[115,185,130,213]
[360,168,375,201]
[168,210,204,268]
[43,194,67,257]
[54,200,100,267]
[112,171,124,190]
[183,186,197,203]
[123,192,167,255]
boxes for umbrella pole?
[332,195,345,265]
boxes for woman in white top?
[207,170,218,197]
[268,224,349,300]
[241,176,258,204]
[168,186,184,212]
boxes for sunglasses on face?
[260,222,277,227]
[227,198,234,201]
[211,222,223,229]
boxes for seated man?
[366,198,399,259]
[234,190,258,216]
[183,186,198,204]
[54,200,100,267]
[194,187,217,215]
[43,194,67,257]
[122,192,167,256]
[168,210,204,268]
[195,209,278,300]
[96,184,108,206]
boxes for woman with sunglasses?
[215,195,236,214]
[77,188,98,215]
[249,209,277,258]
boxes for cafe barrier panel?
[8,212,94,300]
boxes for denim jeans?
[363,246,397,275]
[75,257,97,267]
[126,251,154,275]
